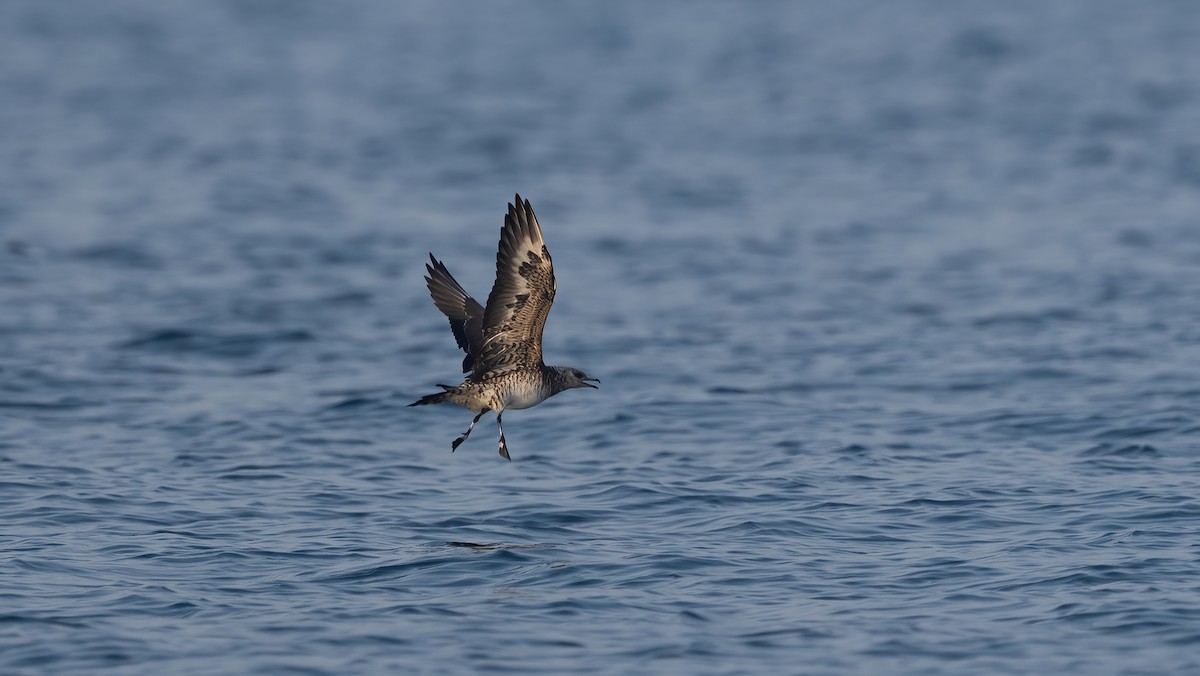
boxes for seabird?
[409,195,599,460]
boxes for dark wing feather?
[423,253,485,373]
[476,195,556,378]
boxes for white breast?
[502,380,549,410]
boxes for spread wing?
[423,253,485,374]
[475,194,556,378]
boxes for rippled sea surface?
[4,1,1200,673]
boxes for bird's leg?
[452,411,487,452]
[497,411,511,461]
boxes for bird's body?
[412,365,583,414]
[409,195,598,460]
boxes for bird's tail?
[408,384,456,407]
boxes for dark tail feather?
[409,392,447,407]
[408,384,456,407]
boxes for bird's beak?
[583,378,600,389]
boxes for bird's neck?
[542,365,570,391]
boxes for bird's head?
[554,366,600,390]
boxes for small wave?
[119,328,314,358]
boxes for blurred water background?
[3,1,1200,673]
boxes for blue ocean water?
[3,1,1200,673]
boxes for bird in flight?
[409,195,599,460]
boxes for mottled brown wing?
[475,195,556,378]
[423,253,486,374]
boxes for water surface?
[3,1,1200,673]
